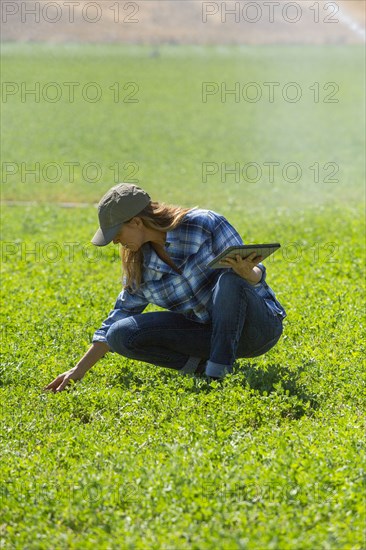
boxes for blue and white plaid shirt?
[93,209,286,344]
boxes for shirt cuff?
[92,332,115,352]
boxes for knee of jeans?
[106,319,134,355]
[214,271,252,299]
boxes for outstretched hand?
[43,367,84,393]
[219,252,263,281]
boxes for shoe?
[195,359,207,376]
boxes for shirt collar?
[141,229,181,272]
[165,227,181,248]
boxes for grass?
[1,43,365,549]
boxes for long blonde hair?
[120,201,195,291]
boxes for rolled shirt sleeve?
[207,211,266,285]
[255,262,266,286]
[92,287,149,345]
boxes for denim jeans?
[106,271,284,378]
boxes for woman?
[44,183,286,393]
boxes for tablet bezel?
[207,243,281,269]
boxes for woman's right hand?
[43,367,84,393]
[43,342,110,394]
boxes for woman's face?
[112,218,145,252]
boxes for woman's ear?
[125,217,141,227]
[132,216,143,227]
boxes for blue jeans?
[106,272,284,378]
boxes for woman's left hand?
[219,252,263,282]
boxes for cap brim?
[91,223,123,246]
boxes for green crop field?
[1,43,365,549]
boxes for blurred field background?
[1,1,365,548]
[1,43,365,211]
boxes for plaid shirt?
[93,209,286,344]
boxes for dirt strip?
[1,201,95,207]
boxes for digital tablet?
[207,243,281,269]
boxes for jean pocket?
[264,298,285,317]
